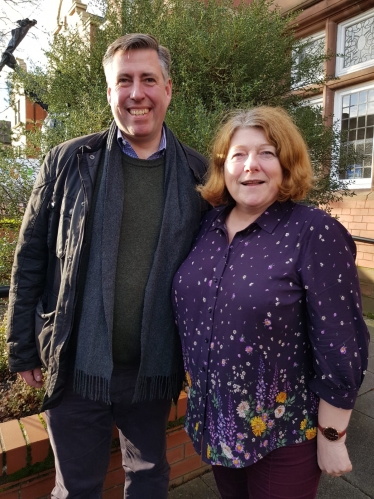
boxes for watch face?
[323,427,339,441]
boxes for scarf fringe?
[73,369,111,405]
[133,372,182,404]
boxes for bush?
[0,309,45,422]
[0,222,20,286]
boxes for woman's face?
[224,127,283,216]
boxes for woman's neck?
[225,206,261,244]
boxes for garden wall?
[329,192,374,315]
[0,392,209,498]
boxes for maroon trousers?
[212,438,321,499]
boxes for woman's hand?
[317,399,352,476]
[317,432,352,476]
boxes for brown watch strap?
[317,423,347,441]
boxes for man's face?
[106,48,172,149]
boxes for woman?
[172,107,369,499]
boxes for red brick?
[112,424,119,440]
[103,485,124,499]
[167,445,184,464]
[177,392,187,418]
[103,467,125,490]
[350,222,367,230]
[21,473,55,499]
[168,402,177,422]
[0,487,19,499]
[185,441,198,458]
[0,420,27,474]
[167,428,190,449]
[169,454,203,480]
[21,415,49,465]
[108,450,122,471]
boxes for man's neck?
[121,132,163,160]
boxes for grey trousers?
[45,369,172,499]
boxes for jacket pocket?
[35,298,55,369]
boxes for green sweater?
[112,154,165,367]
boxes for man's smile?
[129,108,150,116]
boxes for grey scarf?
[74,121,201,404]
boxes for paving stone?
[200,471,220,495]
[344,410,374,499]
[359,370,374,396]
[316,474,371,499]
[354,389,374,419]
[168,474,219,498]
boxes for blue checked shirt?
[116,126,166,159]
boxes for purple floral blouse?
[172,200,369,468]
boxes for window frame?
[334,81,374,189]
[336,8,374,77]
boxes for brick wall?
[329,192,374,308]
[0,392,209,498]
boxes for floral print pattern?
[172,201,369,468]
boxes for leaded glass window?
[337,9,374,76]
[344,16,374,68]
[292,33,324,87]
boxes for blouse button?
[208,307,212,313]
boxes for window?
[334,83,374,188]
[336,8,374,76]
[292,32,325,88]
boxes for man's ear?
[107,86,111,106]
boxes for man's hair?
[102,33,171,81]
[199,106,314,206]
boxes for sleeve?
[6,149,56,372]
[299,210,370,409]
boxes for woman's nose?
[243,154,260,172]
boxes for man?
[6,34,207,498]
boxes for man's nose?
[130,81,145,100]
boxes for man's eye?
[145,78,156,83]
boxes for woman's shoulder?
[291,202,354,246]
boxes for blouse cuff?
[309,378,359,410]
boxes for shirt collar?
[116,125,167,159]
[209,200,295,235]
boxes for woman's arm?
[317,398,352,476]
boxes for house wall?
[275,0,374,313]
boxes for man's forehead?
[114,48,159,65]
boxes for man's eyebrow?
[116,71,158,79]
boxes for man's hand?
[19,368,44,388]
[317,432,352,476]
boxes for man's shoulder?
[179,142,208,183]
[50,129,109,159]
